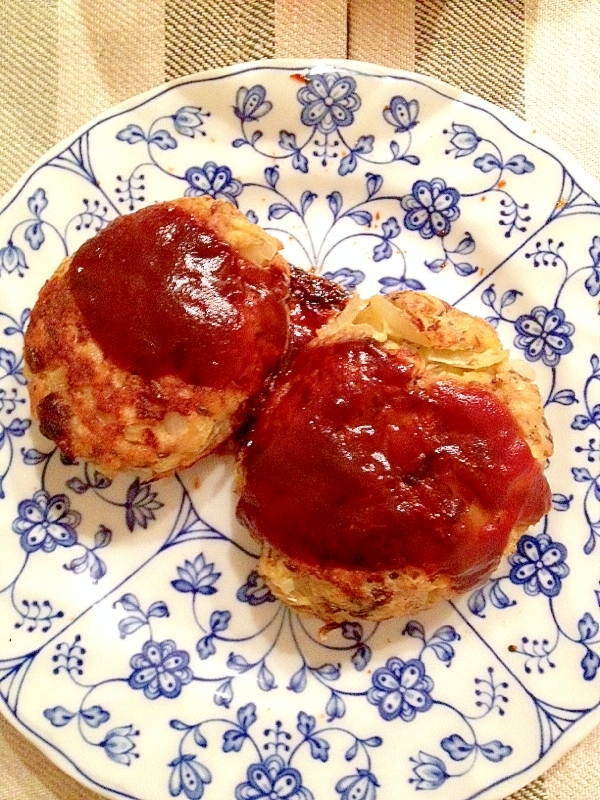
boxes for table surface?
[1,1,600,799]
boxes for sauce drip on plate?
[237,338,551,589]
[68,203,289,393]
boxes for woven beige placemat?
[524,0,600,188]
[165,0,275,78]
[348,0,414,70]
[1,2,599,799]
[0,714,105,800]
[275,0,347,59]
[414,0,526,118]
[0,0,59,200]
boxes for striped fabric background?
[1,1,600,799]
[3,0,600,199]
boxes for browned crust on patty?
[247,291,553,622]
[24,197,290,480]
[257,515,535,623]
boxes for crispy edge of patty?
[24,197,290,480]
[249,291,553,622]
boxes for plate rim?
[1,56,599,800]
[2,57,599,213]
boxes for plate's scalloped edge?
[2,58,600,800]
[0,698,139,800]
[3,642,600,800]
[448,600,600,800]
[2,58,600,215]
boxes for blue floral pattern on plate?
[0,59,599,800]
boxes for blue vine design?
[232,79,420,176]
[1,64,600,800]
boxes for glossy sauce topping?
[287,266,349,355]
[68,203,289,392]
[230,268,349,451]
[237,339,551,588]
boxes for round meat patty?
[236,291,553,622]
[24,197,291,480]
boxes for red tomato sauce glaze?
[68,203,289,394]
[237,338,551,590]
[286,266,348,355]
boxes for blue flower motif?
[169,754,211,800]
[124,477,163,532]
[367,657,434,721]
[184,162,243,206]
[445,123,481,158]
[173,106,209,137]
[0,243,27,276]
[234,85,272,121]
[509,532,569,598]
[336,770,379,800]
[235,755,313,800]
[322,267,365,291]
[172,553,220,596]
[128,639,193,699]
[100,725,139,765]
[589,236,600,268]
[514,306,575,367]
[585,235,600,296]
[383,96,419,133]
[237,570,277,606]
[298,74,360,135]
[401,178,460,239]
[12,489,80,553]
[409,752,448,790]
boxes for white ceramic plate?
[1,60,599,800]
